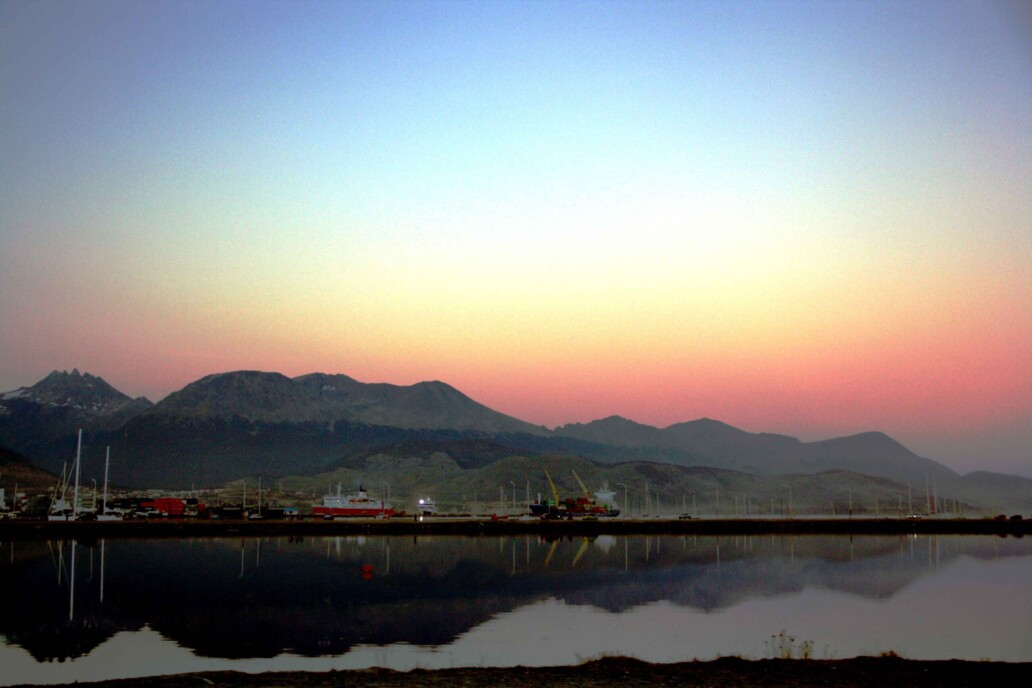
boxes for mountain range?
[1,369,1029,513]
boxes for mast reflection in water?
[1,534,1030,685]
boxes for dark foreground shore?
[11,657,1032,688]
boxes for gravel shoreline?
[10,656,1032,688]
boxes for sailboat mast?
[69,540,76,620]
[102,447,110,516]
[72,429,82,519]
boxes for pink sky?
[2,1,1030,477]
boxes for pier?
[1,515,1027,540]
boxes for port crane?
[543,468,561,506]
[571,469,592,501]
[533,467,619,519]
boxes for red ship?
[530,469,620,519]
[312,485,395,518]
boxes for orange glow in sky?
[2,1,1030,475]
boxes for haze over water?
[2,534,1030,684]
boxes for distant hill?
[797,431,955,488]
[548,417,1031,514]
[1,368,1029,513]
[555,415,671,448]
[663,418,803,471]
[956,471,1032,515]
[555,417,957,487]
[152,371,547,433]
[0,445,57,492]
[97,416,528,488]
[292,451,975,518]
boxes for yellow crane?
[543,468,561,506]
[572,537,590,567]
[571,469,592,501]
[544,538,559,567]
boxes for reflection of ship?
[312,485,395,518]
[530,470,620,519]
[416,497,438,515]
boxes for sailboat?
[49,430,85,521]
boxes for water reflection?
[1,534,1030,685]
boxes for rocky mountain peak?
[7,369,135,412]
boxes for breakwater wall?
[1,516,1027,540]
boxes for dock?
[1,515,1028,539]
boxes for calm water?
[1,534,1030,685]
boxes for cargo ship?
[530,470,620,519]
[312,485,395,518]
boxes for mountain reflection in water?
[1,534,1030,684]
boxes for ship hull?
[529,503,620,518]
[314,485,393,518]
[313,505,395,518]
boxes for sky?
[1,0,1030,476]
